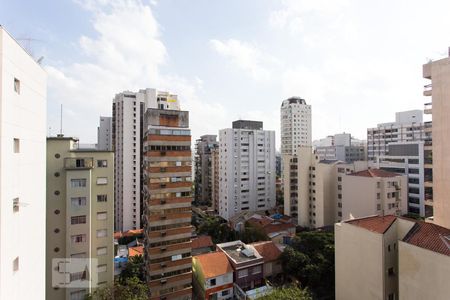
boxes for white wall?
[0,27,47,300]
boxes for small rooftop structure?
[232,120,263,130]
[216,240,263,265]
[128,246,144,257]
[250,241,282,262]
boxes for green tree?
[198,217,237,244]
[281,231,335,299]
[119,255,145,284]
[239,222,269,244]
[260,285,312,300]
[86,276,148,300]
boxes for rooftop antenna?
[57,104,64,137]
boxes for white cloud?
[46,0,223,142]
[209,39,277,81]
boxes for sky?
[1,0,449,149]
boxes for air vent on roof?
[241,248,254,257]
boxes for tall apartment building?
[423,53,450,228]
[314,133,366,163]
[280,97,312,156]
[194,135,218,206]
[113,88,179,231]
[367,110,428,161]
[283,147,369,227]
[336,215,450,300]
[46,137,114,300]
[211,147,220,213]
[143,108,193,299]
[0,26,47,300]
[97,116,112,151]
[340,169,407,221]
[371,141,433,217]
[218,120,276,220]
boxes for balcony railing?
[64,157,94,169]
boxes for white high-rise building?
[367,110,429,161]
[218,120,276,220]
[280,97,312,156]
[113,88,179,231]
[97,116,112,151]
[0,26,47,300]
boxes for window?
[71,197,86,207]
[210,278,216,286]
[377,193,381,200]
[97,229,107,238]
[222,290,230,296]
[14,78,20,94]
[13,257,19,271]
[97,212,107,220]
[75,159,85,168]
[70,290,86,300]
[71,215,86,225]
[252,265,262,274]
[97,195,107,202]
[97,160,107,168]
[388,293,395,300]
[13,138,20,153]
[388,267,395,276]
[71,234,86,244]
[71,179,87,188]
[97,264,107,273]
[96,177,108,185]
[13,197,19,213]
[238,269,248,278]
[377,204,381,211]
[97,247,107,256]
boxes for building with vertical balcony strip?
[143,107,193,299]
[194,135,218,207]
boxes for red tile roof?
[247,216,273,227]
[345,215,397,234]
[128,246,144,257]
[349,168,400,178]
[192,235,214,249]
[402,220,450,256]
[251,241,282,262]
[194,252,233,279]
[263,222,296,235]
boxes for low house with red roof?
[192,235,215,255]
[250,241,283,279]
[246,214,295,245]
[336,215,450,300]
[192,251,234,300]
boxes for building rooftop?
[217,240,263,264]
[194,251,233,279]
[349,168,400,178]
[128,246,144,257]
[402,220,450,257]
[192,235,214,250]
[282,97,307,106]
[250,241,282,262]
[232,120,263,130]
[345,215,397,234]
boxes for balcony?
[424,121,432,133]
[64,157,94,170]
[424,102,432,115]
[423,84,432,97]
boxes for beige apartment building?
[336,215,450,300]
[340,169,407,221]
[46,137,114,300]
[423,54,450,228]
[283,147,367,228]
[143,108,193,299]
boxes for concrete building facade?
[371,141,433,217]
[336,215,450,300]
[46,137,114,300]
[367,110,429,161]
[113,88,179,231]
[143,108,193,299]
[194,135,218,206]
[0,26,47,300]
[283,147,368,227]
[211,147,220,213]
[340,169,408,221]
[314,133,366,163]
[218,120,276,220]
[97,116,112,151]
[423,54,450,228]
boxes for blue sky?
[2,0,449,148]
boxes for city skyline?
[1,0,447,148]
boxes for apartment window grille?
[71,197,87,207]
[97,160,108,167]
[71,215,87,225]
[71,179,87,188]
[97,195,107,202]
[71,234,86,243]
